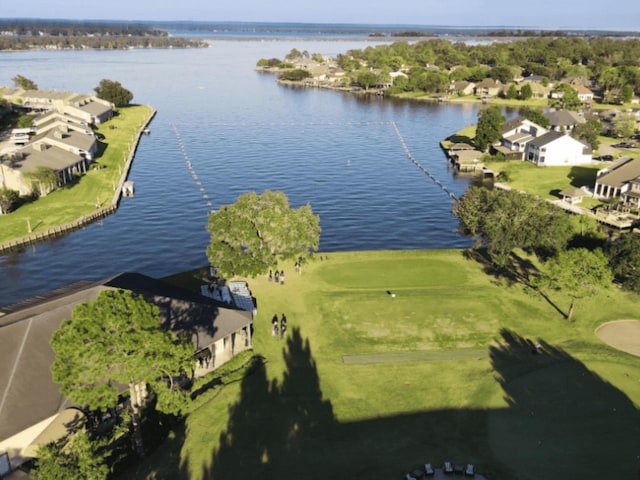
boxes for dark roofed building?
[545,109,585,132]
[0,272,253,472]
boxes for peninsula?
[0,85,155,248]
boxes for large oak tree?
[453,186,573,267]
[206,190,320,278]
[94,79,133,107]
[537,248,612,321]
[50,288,194,456]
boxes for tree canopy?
[32,430,109,480]
[607,233,640,293]
[94,79,133,107]
[12,74,38,90]
[518,106,550,128]
[474,106,504,152]
[537,248,612,321]
[453,186,573,267]
[206,190,320,278]
[50,289,194,415]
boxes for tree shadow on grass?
[462,249,567,319]
[568,166,599,188]
[193,325,640,479]
[489,328,640,479]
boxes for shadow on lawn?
[173,327,640,479]
[489,329,640,479]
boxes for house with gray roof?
[0,143,89,195]
[474,79,503,97]
[62,95,113,125]
[0,272,253,474]
[595,157,640,200]
[495,118,548,160]
[545,109,586,132]
[525,131,592,166]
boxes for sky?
[3,0,640,31]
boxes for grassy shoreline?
[0,105,155,244]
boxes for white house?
[501,117,548,152]
[525,131,592,166]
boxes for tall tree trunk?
[129,383,146,457]
[567,301,575,322]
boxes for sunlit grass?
[128,249,640,479]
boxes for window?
[0,452,11,476]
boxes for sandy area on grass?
[595,320,640,357]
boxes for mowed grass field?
[131,249,640,480]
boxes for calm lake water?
[0,39,481,308]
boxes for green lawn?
[127,249,640,480]
[0,105,154,243]
[485,160,605,200]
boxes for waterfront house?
[62,94,113,125]
[474,79,503,98]
[0,272,253,474]
[594,157,640,200]
[495,117,547,160]
[525,131,592,166]
[39,126,98,161]
[449,81,475,96]
[545,109,585,132]
[32,111,96,137]
[0,144,89,195]
[620,177,640,210]
[1,89,113,126]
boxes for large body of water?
[0,36,483,309]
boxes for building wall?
[527,135,591,166]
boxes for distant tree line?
[0,20,168,37]
[0,21,207,50]
[329,37,640,100]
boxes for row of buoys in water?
[391,122,457,201]
[172,124,215,212]
[199,121,395,128]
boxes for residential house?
[61,94,113,125]
[0,144,90,195]
[521,74,548,85]
[0,272,254,474]
[0,126,98,195]
[449,81,475,96]
[525,130,592,166]
[621,177,640,210]
[39,127,98,161]
[573,83,594,103]
[594,156,640,199]
[474,79,503,98]
[545,109,586,132]
[1,89,113,126]
[32,111,95,137]
[495,117,548,160]
[527,82,552,99]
